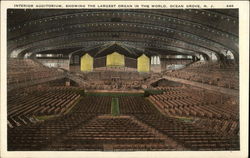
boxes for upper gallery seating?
[7,59,64,85]
[165,61,239,90]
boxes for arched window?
[70,55,74,64]
[36,54,42,57]
[24,53,32,58]
[226,50,234,60]
[10,50,19,58]
[176,55,182,59]
[151,56,154,64]
[74,55,79,64]
[154,56,157,64]
[157,56,161,64]
[199,55,204,61]
[211,53,218,61]
[151,56,160,65]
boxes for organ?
[137,54,150,72]
[80,53,93,72]
[106,52,125,67]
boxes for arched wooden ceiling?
[7,9,238,61]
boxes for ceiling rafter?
[7,9,238,61]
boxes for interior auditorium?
[6,9,240,151]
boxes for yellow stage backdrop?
[80,53,93,72]
[137,54,150,72]
[106,52,125,67]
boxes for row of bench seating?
[7,85,81,128]
[165,61,239,90]
[119,96,156,114]
[8,94,239,151]
[48,117,171,151]
[135,114,239,150]
[194,118,239,136]
[8,113,96,150]
[7,59,63,85]
[149,86,239,120]
[72,96,111,114]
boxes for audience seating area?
[194,118,239,136]
[72,96,111,114]
[149,86,239,120]
[8,91,239,151]
[149,86,239,138]
[135,114,239,150]
[48,116,172,151]
[7,84,81,128]
[8,113,96,150]
[165,61,239,90]
[7,66,240,151]
[119,96,156,114]
[7,59,64,85]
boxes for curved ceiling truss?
[7,9,239,62]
